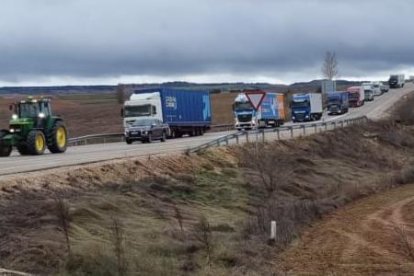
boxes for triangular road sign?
[245,91,266,110]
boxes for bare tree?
[321,51,339,80]
[115,84,126,104]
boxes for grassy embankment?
[1,95,414,275]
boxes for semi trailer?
[346,86,365,107]
[327,91,349,115]
[233,90,286,130]
[389,74,405,88]
[121,88,211,141]
[291,93,323,122]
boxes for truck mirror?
[120,108,124,117]
[9,104,13,111]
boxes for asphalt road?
[0,84,412,176]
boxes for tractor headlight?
[12,114,18,120]
[38,113,45,118]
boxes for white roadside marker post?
[270,220,277,242]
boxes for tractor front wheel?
[27,130,46,155]
[48,121,68,154]
[17,144,30,155]
[0,130,12,157]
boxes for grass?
[1,94,414,274]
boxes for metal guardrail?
[187,116,369,154]
[68,133,124,146]
[67,124,234,146]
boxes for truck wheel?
[161,132,166,142]
[47,121,68,154]
[126,138,133,145]
[27,130,46,155]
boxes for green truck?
[0,97,68,157]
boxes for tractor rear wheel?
[27,130,46,155]
[47,121,68,153]
[0,130,12,157]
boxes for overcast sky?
[0,0,413,86]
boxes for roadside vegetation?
[0,95,414,275]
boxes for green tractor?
[0,97,68,157]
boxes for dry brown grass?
[1,96,414,274]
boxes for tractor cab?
[10,98,53,130]
[0,97,68,157]
[13,98,51,119]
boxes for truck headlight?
[38,113,45,118]
[12,114,18,120]
[10,129,15,133]
[305,115,309,118]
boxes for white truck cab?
[122,92,163,129]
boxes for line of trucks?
[121,74,404,142]
[0,74,406,156]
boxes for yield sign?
[245,90,266,110]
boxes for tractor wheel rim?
[57,127,66,148]
[36,134,45,152]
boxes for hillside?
[0,95,413,274]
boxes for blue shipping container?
[133,88,211,127]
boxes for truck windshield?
[291,101,309,108]
[349,93,359,100]
[234,102,253,111]
[18,103,40,118]
[124,105,153,117]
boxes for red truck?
[346,86,365,107]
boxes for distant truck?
[346,86,365,107]
[362,82,382,96]
[327,91,349,115]
[233,90,286,130]
[362,85,375,102]
[380,83,389,93]
[291,93,323,122]
[122,88,211,141]
[389,74,405,88]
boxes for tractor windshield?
[18,103,40,118]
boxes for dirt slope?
[280,184,414,275]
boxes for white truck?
[362,82,382,97]
[388,74,405,88]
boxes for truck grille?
[237,114,252,123]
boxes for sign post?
[245,90,266,152]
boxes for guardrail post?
[290,127,293,138]
[225,137,229,145]
[314,124,317,133]
[262,131,265,143]
[341,121,344,128]
[324,123,328,131]
[236,135,239,144]
[302,125,306,136]
[276,129,280,140]
[246,132,249,142]
[333,122,337,129]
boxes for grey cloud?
[0,0,413,83]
